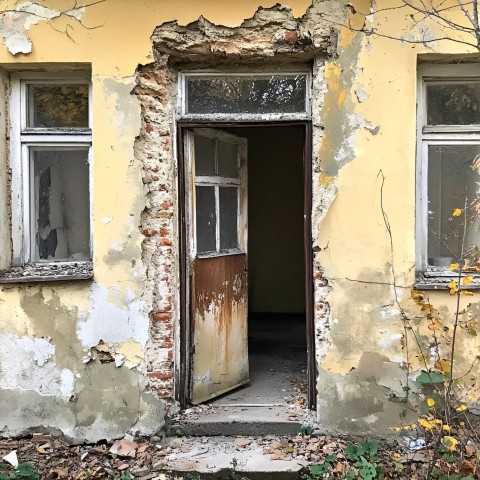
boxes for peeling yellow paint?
[116,339,145,368]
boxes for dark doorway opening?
[176,122,314,433]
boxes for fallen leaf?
[453,208,463,217]
[271,453,286,460]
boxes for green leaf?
[346,472,356,480]
[310,463,329,476]
[324,454,336,463]
[415,370,445,386]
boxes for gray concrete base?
[162,436,308,479]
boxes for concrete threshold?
[162,436,308,480]
[167,406,304,437]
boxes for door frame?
[176,120,316,410]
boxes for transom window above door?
[179,72,311,120]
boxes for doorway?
[177,122,314,429]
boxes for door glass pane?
[217,140,239,178]
[427,83,480,125]
[32,148,90,262]
[28,84,89,128]
[427,145,480,267]
[196,186,217,253]
[186,74,307,114]
[219,187,238,250]
[194,135,215,175]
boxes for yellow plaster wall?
[315,1,480,433]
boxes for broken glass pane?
[219,187,238,250]
[196,186,217,253]
[217,140,238,178]
[427,83,480,125]
[186,74,307,114]
[194,134,215,176]
[28,84,89,128]
[32,148,90,262]
[427,144,480,267]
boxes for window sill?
[0,262,93,284]
[415,271,480,290]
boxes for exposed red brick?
[147,370,173,380]
[152,312,172,322]
[160,238,172,246]
[284,30,298,42]
[145,123,154,133]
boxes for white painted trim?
[10,77,23,265]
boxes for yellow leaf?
[461,290,474,296]
[411,290,424,303]
[419,418,435,430]
[428,318,442,331]
[435,359,451,374]
[427,398,435,407]
[449,280,459,295]
[457,404,468,412]
[462,276,474,285]
[450,263,460,270]
[393,452,400,458]
[442,436,458,451]
[442,425,450,431]
[453,208,463,217]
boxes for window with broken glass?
[417,65,480,286]
[10,74,92,269]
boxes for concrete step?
[167,406,304,437]
[162,435,308,479]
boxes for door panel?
[191,254,248,404]
[186,128,248,405]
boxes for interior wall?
[233,126,305,314]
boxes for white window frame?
[178,70,312,121]
[416,64,480,283]
[10,72,93,267]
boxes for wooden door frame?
[176,120,316,410]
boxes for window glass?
[217,140,239,178]
[219,187,238,250]
[427,83,480,125]
[32,148,90,262]
[194,135,215,175]
[196,186,217,253]
[27,84,89,128]
[186,74,307,114]
[427,144,480,267]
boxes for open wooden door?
[185,128,248,405]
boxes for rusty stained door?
[185,128,248,405]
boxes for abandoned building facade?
[0,0,480,443]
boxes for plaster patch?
[0,2,85,55]
[0,333,74,397]
[77,283,149,349]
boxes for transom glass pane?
[427,83,480,125]
[196,186,217,254]
[186,74,307,115]
[27,84,89,128]
[219,187,238,250]
[32,148,90,262]
[427,144,480,267]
